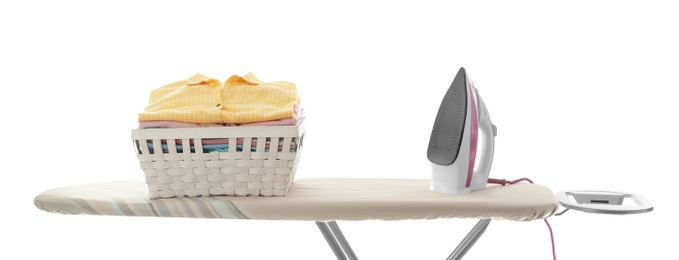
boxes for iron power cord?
[488,177,557,260]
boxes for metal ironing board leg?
[316,221,358,260]
[446,219,491,260]
[327,221,359,259]
[316,219,491,260]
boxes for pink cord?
[488,177,556,260]
[488,177,534,185]
[544,219,556,260]
[508,177,534,184]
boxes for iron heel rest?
[427,67,496,195]
[556,190,653,215]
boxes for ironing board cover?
[34,178,558,221]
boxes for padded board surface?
[35,178,558,221]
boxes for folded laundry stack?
[138,72,304,153]
[131,72,306,198]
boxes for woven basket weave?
[131,120,305,199]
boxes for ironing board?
[34,178,558,260]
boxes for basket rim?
[132,118,306,140]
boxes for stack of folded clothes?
[138,72,304,153]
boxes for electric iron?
[427,67,497,195]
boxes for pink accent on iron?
[466,78,479,188]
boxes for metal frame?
[315,219,491,260]
[316,221,358,260]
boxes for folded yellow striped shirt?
[138,73,298,124]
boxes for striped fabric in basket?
[131,120,305,199]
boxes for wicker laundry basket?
[131,119,306,199]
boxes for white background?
[1,1,677,259]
